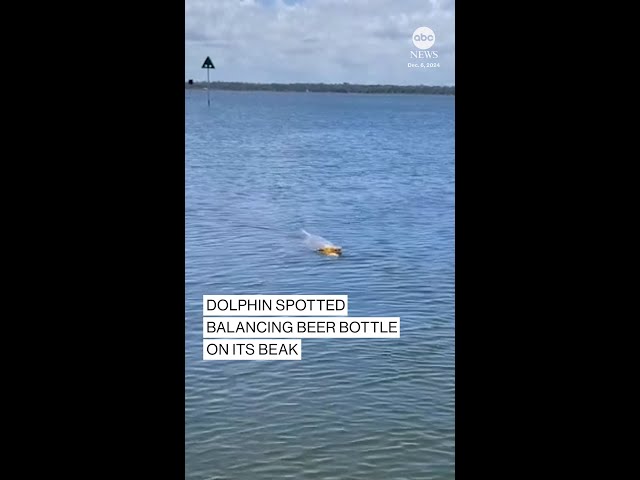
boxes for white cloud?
[185,0,455,85]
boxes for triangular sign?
[202,57,215,69]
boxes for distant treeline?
[185,81,454,95]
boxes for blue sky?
[185,0,455,85]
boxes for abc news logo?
[411,26,438,59]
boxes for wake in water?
[235,224,343,257]
[300,229,342,256]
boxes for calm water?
[186,90,455,479]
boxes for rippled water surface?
[186,90,455,479]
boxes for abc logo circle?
[412,27,436,50]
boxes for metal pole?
[207,69,210,107]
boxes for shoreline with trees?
[185,81,454,95]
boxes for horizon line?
[185,80,455,87]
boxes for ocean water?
[186,90,455,480]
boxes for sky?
[185,0,455,85]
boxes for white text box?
[203,339,302,360]
[203,295,348,316]
[203,317,400,338]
